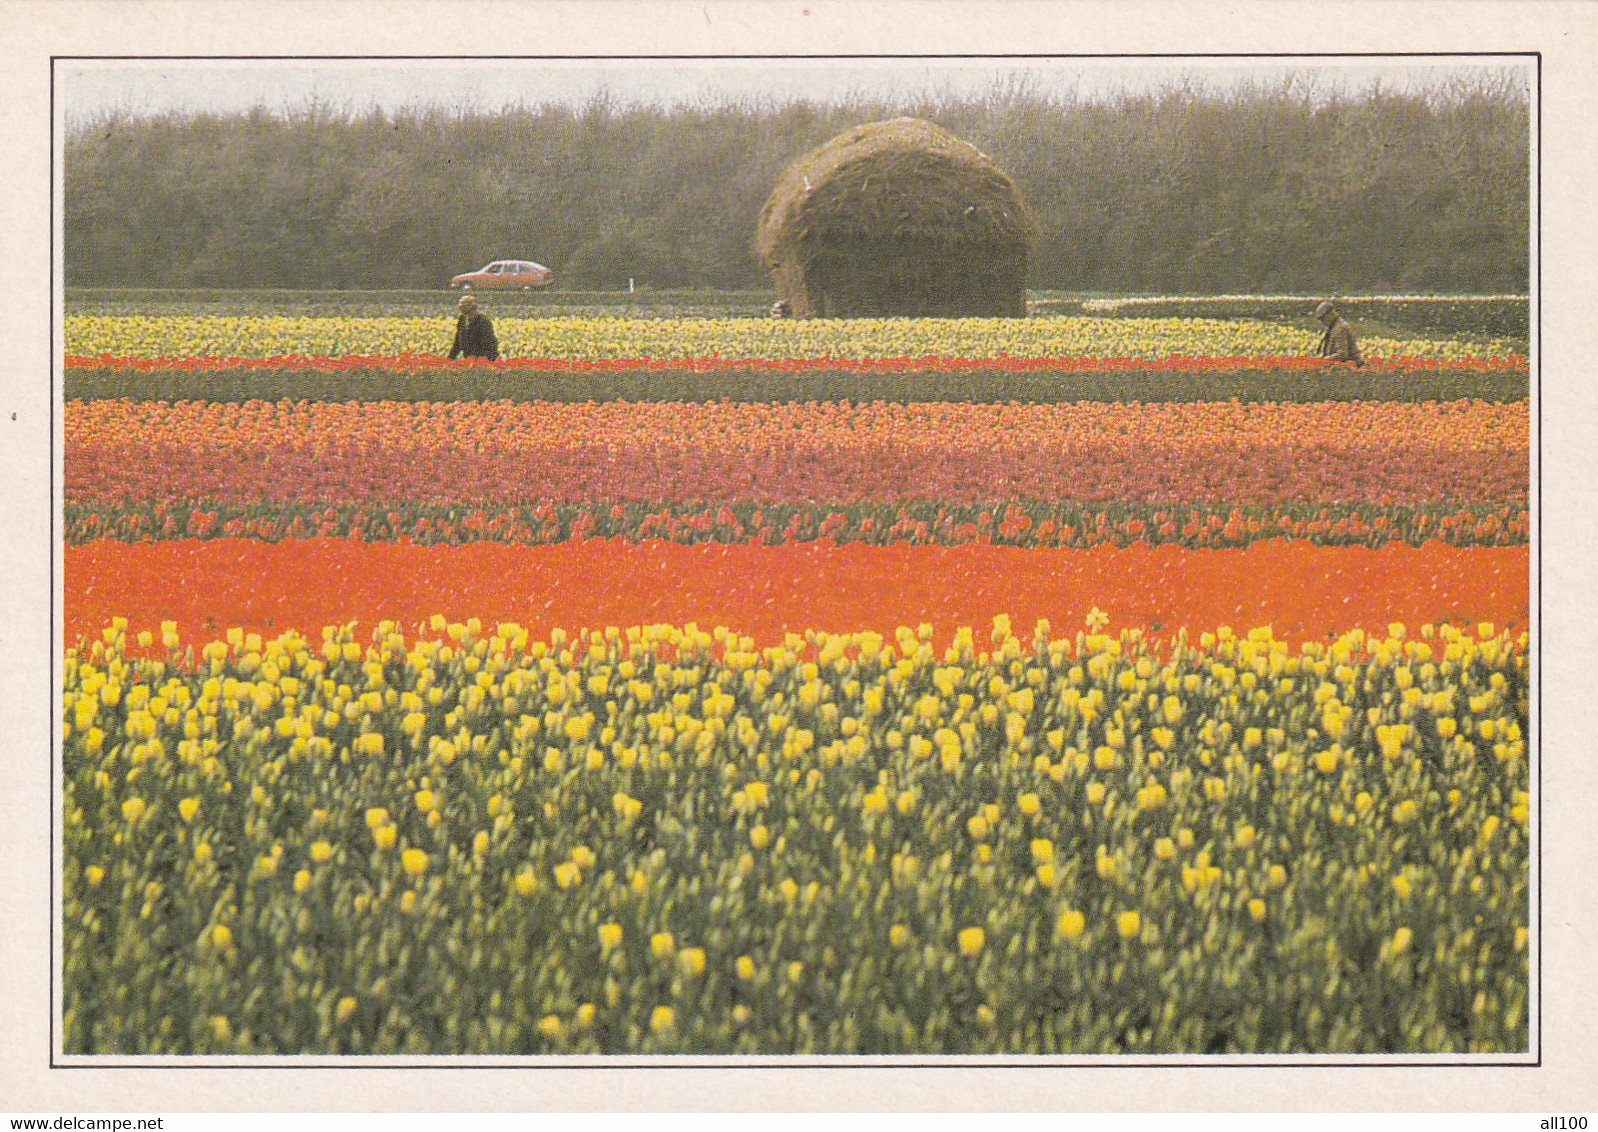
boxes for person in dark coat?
[1313,300,1364,366]
[449,294,500,360]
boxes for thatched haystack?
[756,117,1034,318]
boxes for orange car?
[450,260,553,290]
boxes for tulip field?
[61,307,1532,1057]
[62,312,1524,361]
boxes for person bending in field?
[449,294,500,360]
[1313,300,1364,366]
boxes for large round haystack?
[756,117,1034,318]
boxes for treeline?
[64,78,1530,294]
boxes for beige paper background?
[3,0,1594,1112]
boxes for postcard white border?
[5,0,1595,1113]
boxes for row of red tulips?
[65,352,1529,373]
[65,398,1529,510]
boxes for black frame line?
[49,54,57,1070]
[53,51,1535,57]
[1531,47,1543,1083]
[48,48,1543,1072]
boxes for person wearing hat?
[1313,300,1364,366]
[448,294,500,361]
